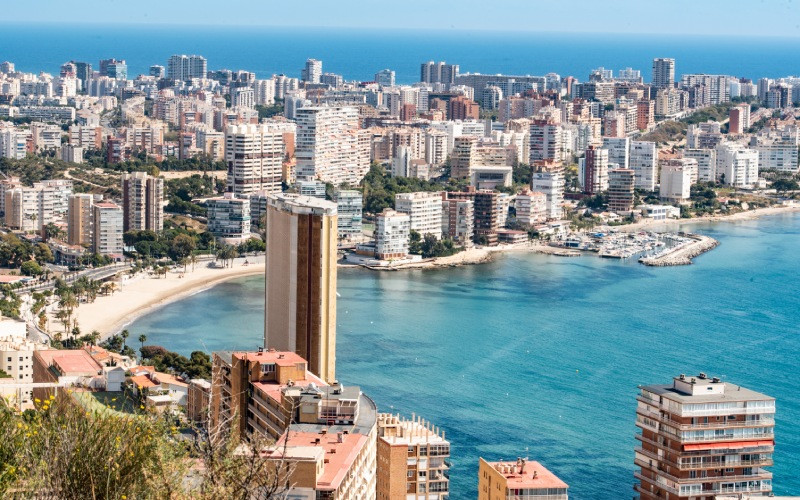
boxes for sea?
[2,23,800,83]
[129,213,800,498]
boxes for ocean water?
[2,23,800,83]
[129,213,800,498]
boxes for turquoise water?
[130,213,800,498]
[3,24,800,82]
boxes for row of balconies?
[636,417,773,443]
[637,406,775,430]
[635,472,772,496]
[635,445,773,470]
[635,457,772,484]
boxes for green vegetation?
[0,156,70,186]
[772,178,800,192]
[360,163,467,214]
[640,121,687,143]
[255,101,284,120]
[139,345,212,379]
[409,230,463,258]
[164,174,223,216]
[0,233,54,269]
[681,103,735,125]
[0,395,292,499]
[100,330,136,358]
[124,226,214,260]
[0,290,21,319]
[689,182,721,216]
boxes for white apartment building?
[754,141,799,173]
[395,192,443,239]
[0,126,27,159]
[652,58,675,88]
[602,137,629,169]
[515,189,547,225]
[529,120,564,163]
[295,106,369,186]
[301,59,322,84]
[253,79,276,105]
[629,141,657,191]
[207,194,251,242]
[659,164,692,203]
[92,202,123,256]
[4,181,73,232]
[167,54,207,81]
[441,198,474,247]
[334,190,363,240]
[0,336,42,407]
[683,148,717,183]
[716,142,760,188]
[532,164,565,220]
[225,123,284,195]
[424,130,448,166]
[375,209,410,260]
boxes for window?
[260,363,275,374]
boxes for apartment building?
[225,123,284,195]
[211,349,378,500]
[121,171,164,233]
[92,202,123,256]
[531,160,565,220]
[301,59,322,84]
[395,192,443,239]
[295,106,369,186]
[333,190,363,240]
[515,188,547,226]
[580,145,609,195]
[167,55,207,81]
[375,209,410,260]
[729,104,751,135]
[659,164,692,203]
[635,374,775,498]
[264,194,338,383]
[4,180,73,232]
[652,58,675,89]
[446,189,501,245]
[376,413,451,500]
[0,336,42,407]
[629,141,658,191]
[478,458,569,500]
[441,198,474,247]
[207,194,251,241]
[715,143,759,188]
[67,193,94,247]
[529,119,564,163]
[602,137,630,169]
[684,148,718,183]
[608,168,636,213]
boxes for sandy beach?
[56,203,800,340]
[616,203,800,232]
[68,257,264,340]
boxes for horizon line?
[0,21,799,40]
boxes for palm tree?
[121,329,129,349]
[89,330,100,346]
[58,291,78,334]
[138,334,147,353]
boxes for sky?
[4,0,800,37]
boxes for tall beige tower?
[264,193,338,383]
[67,194,94,246]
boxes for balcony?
[634,458,772,484]
[637,407,774,431]
[635,446,773,470]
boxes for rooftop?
[37,349,103,376]
[267,193,337,216]
[271,430,369,492]
[482,458,568,490]
[641,374,774,404]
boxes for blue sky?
[4,0,800,37]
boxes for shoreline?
[60,204,800,340]
[65,257,265,341]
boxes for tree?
[33,243,54,264]
[409,230,422,255]
[58,291,78,334]
[138,334,147,353]
[772,178,799,193]
[20,260,44,276]
[170,234,196,266]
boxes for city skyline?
[4,0,800,38]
